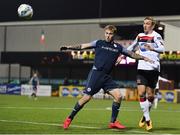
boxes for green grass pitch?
[0,94,180,134]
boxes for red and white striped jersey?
[127,31,165,72]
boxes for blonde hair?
[104,25,117,34]
[144,16,156,27]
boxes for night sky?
[0,0,180,22]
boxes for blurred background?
[0,0,180,103]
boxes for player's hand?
[144,44,154,51]
[115,55,125,66]
[168,80,172,83]
[143,56,154,63]
[60,46,68,51]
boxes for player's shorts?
[137,69,159,89]
[84,69,119,96]
[32,85,37,91]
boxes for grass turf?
[0,94,180,134]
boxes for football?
[17,4,33,19]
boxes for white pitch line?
[0,119,174,134]
[0,119,149,134]
[0,119,100,129]
[0,106,180,113]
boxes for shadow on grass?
[61,126,148,134]
[153,127,180,131]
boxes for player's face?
[143,19,154,34]
[105,29,114,42]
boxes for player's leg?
[144,87,155,131]
[108,88,126,129]
[137,70,151,129]
[63,69,101,129]
[153,89,159,109]
[108,88,122,123]
[34,86,38,100]
[31,86,36,97]
[146,87,155,109]
[137,85,149,128]
[144,71,158,131]
[69,94,92,120]
[63,94,92,129]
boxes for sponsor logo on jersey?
[101,46,118,52]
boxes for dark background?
[0,0,180,22]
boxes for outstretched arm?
[60,41,97,51]
[127,36,139,51]
[122,48,154,63]
[29,77,33,84]
[159,76,171,83]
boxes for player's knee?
[79,95,92,105]
[147,92,154,97]
[114,93,122,102]
[139,91,146,97]
[141,106,148,113]
[147,96,154,103]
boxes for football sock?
[141,116,146,122]
[147,96,154,111]
[140,94,146,102]
[111,101,121,123]
[140,99,150,121]
[31,93,35,97]
[154,97,158,109]
[69,102,83,120]
[146,120,151,126]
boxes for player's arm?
[121,48,154,63]
[115,55,125,66]
[144,35,165,53]
[115,38,138,66]
[127,36,139,51]
[60,40,97,51]
[37,78,40,85]
[29,77,33,84]
[159,76,171,83]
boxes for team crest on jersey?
[87,87,91,92]
[157,37,162,40]
[113,44,117,47]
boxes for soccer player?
[126,17,165,131]
[29,72,39,100]
[60,25,154,129]
[154,76,171,109]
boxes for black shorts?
[84,69,119,96]
[137,70,159,89]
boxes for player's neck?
[105,40,114,44]
[145,30,153,35]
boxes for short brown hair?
[104,25,117,34]
[144,16,156,26]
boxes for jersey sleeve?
[159,76,169,82]
[153,34,165,53]
[89,40,98,47]
[127,36,139,51]
[121,47,131,57]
